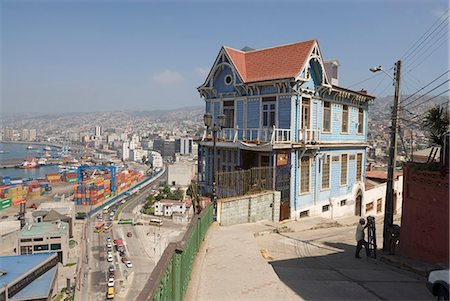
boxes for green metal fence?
[137,203,214,301]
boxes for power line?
[347,72,382,89]
[403,20,449,66]
[400,70,450,105]
[405,35,450,73]
[401,9,450,62]
[406,90,450,111]
[402,80,449,109]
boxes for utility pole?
[383,60,402,251]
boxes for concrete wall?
[167,161,196,186]
[217,191,280,226]
[363,176,403,217]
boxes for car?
[119,251,125,257]
[109,270,115,278]
[1,215,8,220]
[127,232,132,237]
[107,251,112,256]
[108,265,114,273]
[106,237,111,243]
[427,269,449,301]
[107,278,115,287]
[107,242,112,248]
[125,261,132,268]
[107,254,113,262]
[134,222,143,226]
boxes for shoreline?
[0,141,63,148]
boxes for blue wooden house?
[197,39,375,220]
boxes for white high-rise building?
[122,141,130,161]
[95,126,102,137]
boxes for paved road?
[85,169,166,300]
[186,215,434,301]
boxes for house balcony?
[202,127,321,145]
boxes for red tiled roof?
[224,39,316,83]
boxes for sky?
[1,0,449,114]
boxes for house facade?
[197,40,375,220]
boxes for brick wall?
[399,163,449,265]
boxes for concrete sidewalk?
[186,215,436,301]
[185,222,300,301]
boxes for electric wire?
[401,9,450,62]
[406,90,450,111]
[403,21,449,67]
[405,35,450,73]
[400,70,450,105]
[402,81,449,109]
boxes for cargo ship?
[19,158,39,169]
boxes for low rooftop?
[18,221,69,238]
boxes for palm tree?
[422,105,449,147]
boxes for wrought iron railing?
[215,166,274,198]
[136,203,214,301]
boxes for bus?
[118,219,133,225]
[103,205,111,214]
[106,287,114,299]
[149,218,163,226]
[94,222,105,233]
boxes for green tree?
[422,105,450,147]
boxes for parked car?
[125,261,132,268]
[119,251,125,257]
[427,269,449,300]
[107,242,112,248]
[107,254,113,262]
[107,278,115,287]
[121,257,129,264]
[127,232,132,237]
[108,265,114,273]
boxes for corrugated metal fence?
[216,166,274,198]
[136,203,213,301]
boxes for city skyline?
[2,0,449,114]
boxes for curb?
[379,255,433,277]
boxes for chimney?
[324,60,340,86]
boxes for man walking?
[355,217,369,258]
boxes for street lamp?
[203,112,226,221]
[370,61,402,251]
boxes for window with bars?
[342,105,348,133]
[356,153,363,181]
[223,101,234,128]
[358,108,364,134]
[340,154,348,186]
[300,156,310,193]
[323,101,331,132]
[322,155,330,189]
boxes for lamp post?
[203,112,226,221]
[370,61,402,251]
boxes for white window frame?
[340,153,348,186]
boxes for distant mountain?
[369,94,448,121]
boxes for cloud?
[152,69,184,84]
[430,8,447,18]
[195,67,209,78]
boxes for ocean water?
[0,143,61,179]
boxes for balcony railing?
[203,126,321,145]
[298,128,321,144]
